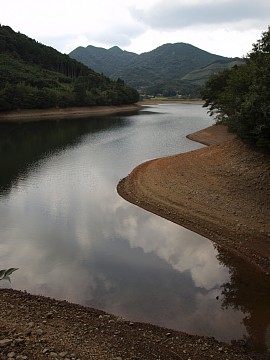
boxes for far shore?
[0,103,142,122]
[0,100,206,123]
[139,98,204,105]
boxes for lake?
[0,103,270,352]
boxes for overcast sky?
[1,0,269,57]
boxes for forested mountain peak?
[147,41,218,53]
[109,46,125,53]
[0,25,139,111]
[70,44,138,77]
[70,41,244,97]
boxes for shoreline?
[1,124,269,359]
[0,100,204,123]
[117,124,270,275]
[0,104,142,122]
[138,99,204,106]
[0,287,261,360]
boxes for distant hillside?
[70,45,138,77]
[0,25,139,111]
[70,43,244,98]
[181,58,244,86]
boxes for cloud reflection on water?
[0,150,247,342]
[0,106,251,344]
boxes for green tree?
[0,25,139,111]
[202,26,270,148]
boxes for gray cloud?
[130,0,270,30]
[94,28,141,48]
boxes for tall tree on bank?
[202,26,270,149]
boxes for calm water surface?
[0,104,270,352]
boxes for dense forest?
[202,26,270,149]
[70,43,243,98]
[0,25,139,111]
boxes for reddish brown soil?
[118,125,270,274]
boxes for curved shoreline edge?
[117,124,270,275]
[0,126,269,358]
[0,103,142,122]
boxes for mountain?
[70,43,244,97]
[0,25,139,111]
[70,45,138,77]
[181,58,244,86]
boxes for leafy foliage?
[202,26,270,149]
[70,42,244,98]
[0,268,18,282]
[0,25,139,111]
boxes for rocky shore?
[1,124,270,359]
[0,288,267,360]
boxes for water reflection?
[0,190,247,343]
[216,246,270,352]
[0,104,269,353]
[0,116,128,195]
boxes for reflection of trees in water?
[215,244,270,353]
[0,116,127,195]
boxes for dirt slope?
[118,125,270,274]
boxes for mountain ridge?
[70,43,244,97]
